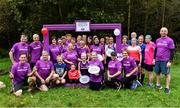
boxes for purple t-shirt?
[89,59,104,83]
[108,59,122,80]
[66,40,71,45]
[90,45,104,55]
[49,44,61,62]
[35,60,54,80]
[121,44,129,52]
[156,36,175,61]
[76,43,81,49]
[10,42,29,62]
[29,41,42,63]
[121,57,137,76]
[99,43,105,53]
[77,47,90,57]
[63,50,78,67]
[62,44,68,53]
[11,62,31,85]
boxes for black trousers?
[105,78,122,89]
[121,75,136,89]
[89,81,101,91]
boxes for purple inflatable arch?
[42,22,122,53]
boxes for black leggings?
[89,81,101,91]
[105,78,122,89]
[121,75,136,89]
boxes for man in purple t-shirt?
[33,51,59,92]
[9,34,29,64]
[9,54,36,96]
[154,27,175,94]
[29,34,42,69]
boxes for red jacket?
[68,70,80,80]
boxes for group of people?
[8,27,175,96]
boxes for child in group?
[78,53,90,76]
[54,55,67,85]
[68,64,80,84]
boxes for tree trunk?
[128,0,131,37]
[162,0,166,27]
[57,0,63,23]
[144,0,148,35]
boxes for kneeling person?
[106,52,122,89]
[10,53,36,96]
[54,55,67,85]
[121,50,138,89]
[34,51,58,91]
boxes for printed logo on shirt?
[108,63,116,68]
[67,54,76,59]
[123,61,130,66]
[33,46,41,50]
[17,66,28,72]
[51,48,59,51]
[157,41,168,47]
[56,68,64,75]
[19,48,28,51]
[93,47,101,52]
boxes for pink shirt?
[144,41,155,65]
[127,46,141,61]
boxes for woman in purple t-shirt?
[121,35,129,52]
[90,37,105,56]
[121,50,138,89]
[63,43,78,69]
[106,52,122,89]
[49,37,62,63]
[89,52,104,91]
[87,36,93,47]
[76,35,82,49]
[77,40,90,61]
[105,36,116,65]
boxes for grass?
[0,58,180,107]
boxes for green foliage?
[0,0,180,55]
